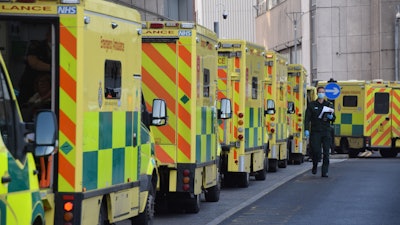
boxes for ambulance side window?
[203,68,210,97]
[104,60,121,99]
[252,77,258,99]
[0,66,16,153]
[374,93,389,114]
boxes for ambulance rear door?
[367,86,392,149]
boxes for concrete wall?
[196,0,257,42]
[255,0,400,83]
[315,0,399,82]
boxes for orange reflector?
[64,202,73,212]
[271,117,275,121]
[64,212,73,222]
[238,120,243,125]
[183,177,190,184]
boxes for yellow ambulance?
[0,1,166,224]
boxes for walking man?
[304,86,335,177]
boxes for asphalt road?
[219,155,400,225]
[150,155,348,225]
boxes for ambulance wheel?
[237,172,250,188]
[32,217,44,225]
[99,198,112,225]
[185,194,200,213]
[348,149,359,158]
[268,159,278,172]
[205,170,221,202]
[131,186,155,225]
[379,149,398,158]
[278,159,287,168]
[255,157,268,180]
[339,138,349,154]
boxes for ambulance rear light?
[149,23,164,29]
[183,169,190,177]
[62,195,74,201]
[238,134,244,140]
[61,0,80,3]
[294,66,301,70]
[182,169,191,191]
[63,201,74,223]
[238,112,244,118]
[180,22,195,29]
[165,22,179,27]
[270,128,275,133]
[266,54,273,58]
[64,202,73,211]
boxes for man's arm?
[27,55,50,72]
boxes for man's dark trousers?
[310,129,331,175]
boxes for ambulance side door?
[0,59,20,225]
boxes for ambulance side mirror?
[265,99,275,115]
[287,102,295,114]
[34,110,58,157]
[218,98,232,119]
[151,99,167,126]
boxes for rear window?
[374,93,389,114]
[343,96,357,107]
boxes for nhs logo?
[179,30,192,37]
[58,6,77,14]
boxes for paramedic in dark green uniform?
[304,86,335,177]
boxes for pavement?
[205,154,348,225]
[152,153,348,225]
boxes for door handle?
[1,176,11,184]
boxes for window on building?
[104,60,121,99]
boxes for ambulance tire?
[278,148,289,168]
[379,149,398,158]
[32,217,44,225]
[185,194,201,213]
[237,172,250,188]
[268,159,278,172]
[255,157,268,180]
[339,138,349,154]
[278,159,287,168]
[289,153,304,165]
[205,171,221,202]
[348,149,359,158]
[131,185,155,225]
[222,173,235,187]
[99,198,112,225]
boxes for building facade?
[255,0,400,83]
